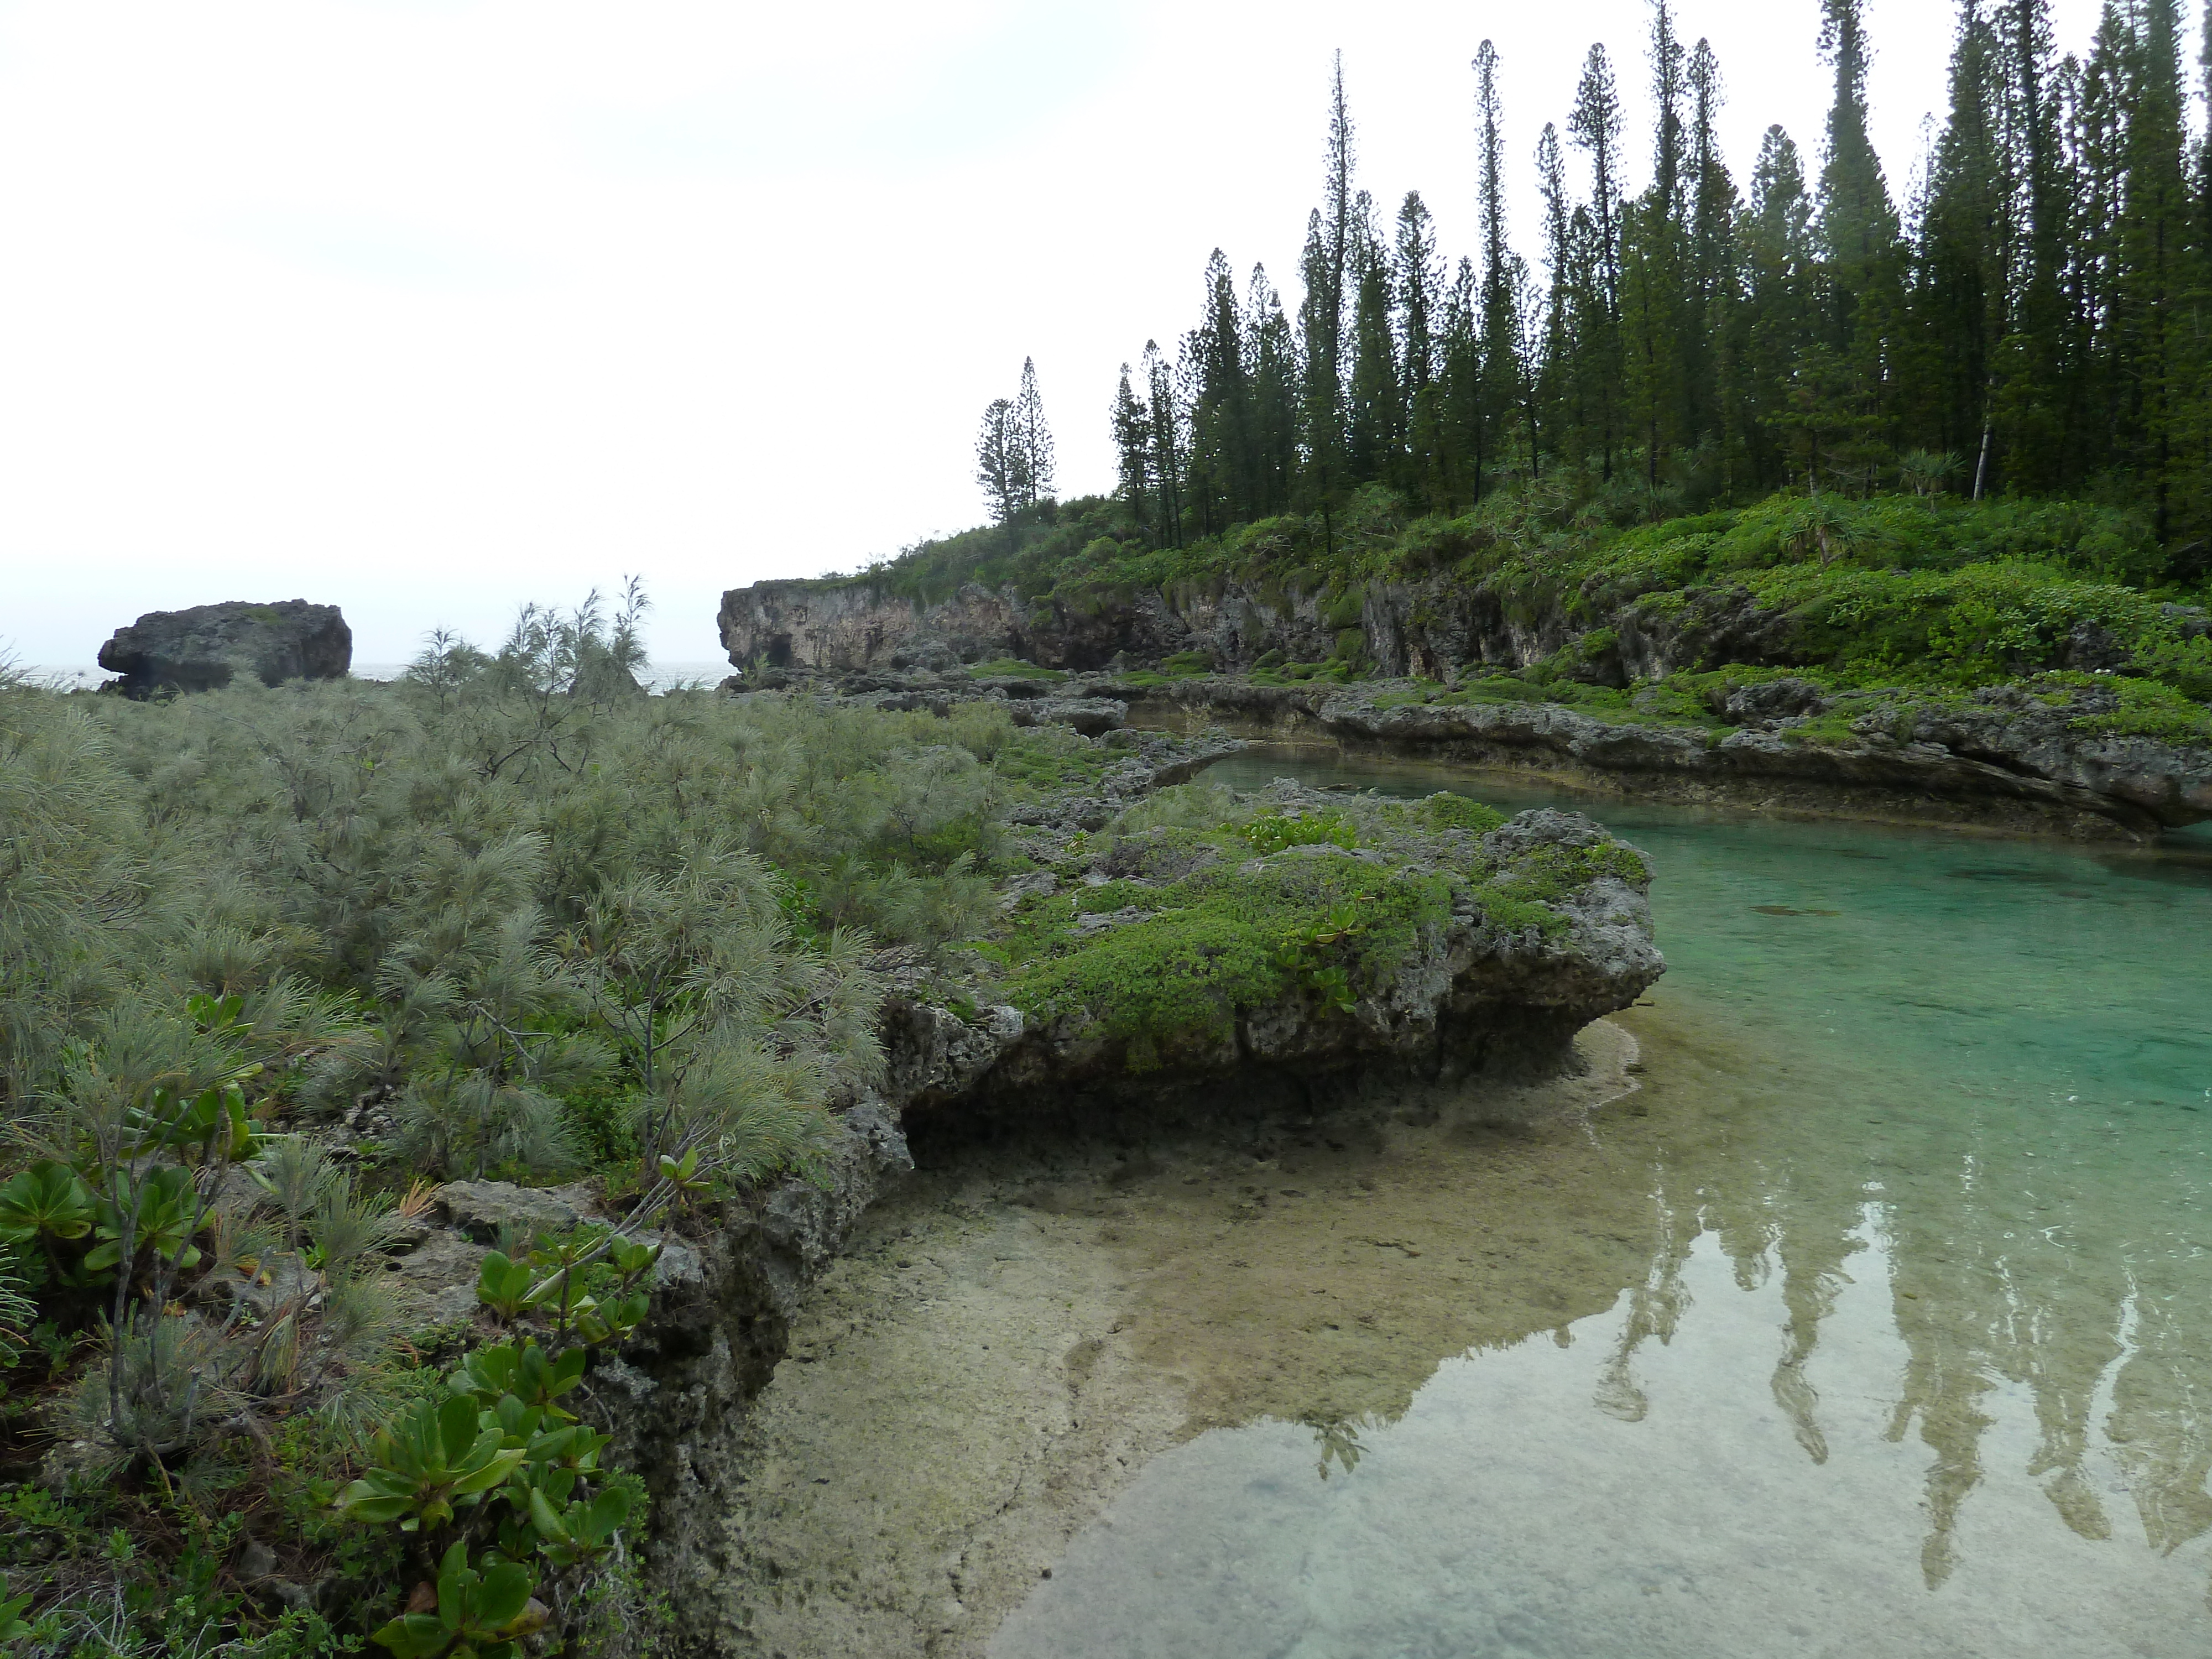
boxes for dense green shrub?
[0,598,1146,1653]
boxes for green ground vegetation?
[0,598,1160,1656]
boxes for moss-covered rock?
[896,782,1662,1117]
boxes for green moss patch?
[1004,853,1452,1066]
[986,787,1640,1071]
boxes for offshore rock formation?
[97,599,352,697]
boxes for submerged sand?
[712,1021,1652,1658]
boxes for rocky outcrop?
[887,799,1661,1126]
[98,600,352,697]
[560,757,1662,1656]
[726,567,2212,693]
[714,567,2210,839]
[1114,677,2212,838]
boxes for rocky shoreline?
[717,567,2212,842]
[363,729,1663,1656]
[1107,674,2212,841]
[728,660,2212,841]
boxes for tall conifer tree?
[1569,45,1626,476]
[1684,40,1738,455]
[1247,266,1301,517]
[1815,0,1902,324]
[2114,0,2190,538]
[1812,0,1904,487]
[975,399,1023,525]
[1142,340,1184,547]
[1742,126,1818,488]
[1994,0,2069,488]
[1187,250,1254,531]
[1649,1,1689,223]
[1110,365,1152,534]
[1014,357,1055,506]
[1919,2,2005,472]
[1301,54,1359,549]
[1533,123,1575,476]
[1396,193,1445,502]
[1346,193,1404,484]
[1473,40,1525,499]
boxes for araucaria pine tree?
[1015,357,1056,505]
[1096,6,2212,559]
[977,359,1056,524]
[974,397,1025,525]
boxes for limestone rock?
[97,600,351,697]
[1009,695,1128,735]
[893,790,1665,1121]
[1108,676,2210,838]
[384,1228,487,1327]
[435,1180,580,1244]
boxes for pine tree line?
[1109,1,2212,571]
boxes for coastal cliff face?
[1121,677,2212,837]
[719,567,1926,684]
[717,571,2212,837]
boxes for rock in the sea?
[97,600,351,697]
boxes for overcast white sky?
[0,0,2162,667]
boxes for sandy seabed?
[712,1022,1652,1658]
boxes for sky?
[0,0,2170,669]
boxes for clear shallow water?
[994,752,2212,1659]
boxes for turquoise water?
[993,752,2212,1659]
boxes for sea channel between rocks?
[692,748,2212,1659]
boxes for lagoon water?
[992,752,2212,1659]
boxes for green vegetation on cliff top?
[832,485,2212,742]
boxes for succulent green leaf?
[371,1612,455,1658]
[0,1160,94,1244]
[437,1395,483,1465]
[526,1486,566,1542]
[584,1485,633,1538]
[476,1561,536,1632]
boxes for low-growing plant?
[1243,811,1359,854]
[369,1540,544,1659]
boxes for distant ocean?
[18,661,735,694]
